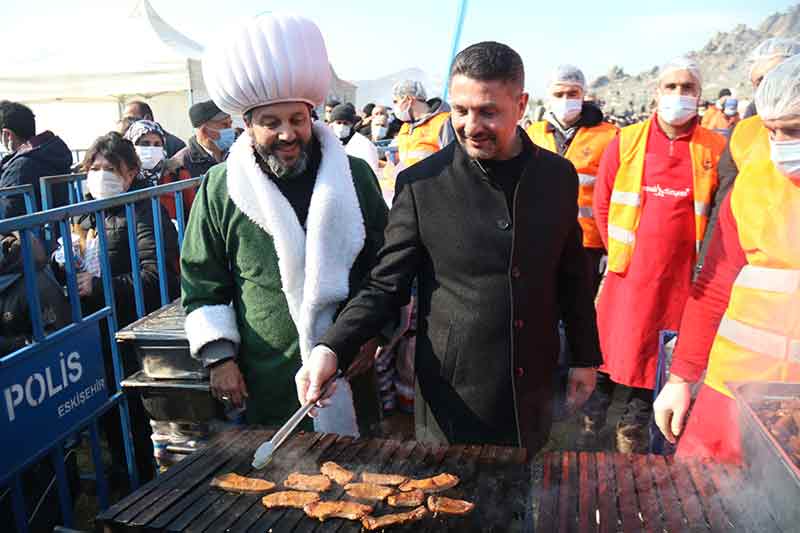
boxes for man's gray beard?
[254,142,310,180]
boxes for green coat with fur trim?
[181,155,388,430]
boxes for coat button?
[497,219,511,230]
[514,319,524,329]
[516,367,524,377]
[511,266,521,278]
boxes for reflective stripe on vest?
[717,316,800,364]
[729,115,769,170]
[606,119,724,274]
[526,120,618,249]
[397,112,450,167]
[704,160,800,398]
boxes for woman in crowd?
[123,119,196,221]
[74,131,180,328]
[653,54,800,463]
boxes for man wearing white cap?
[526,65,618,293]
[392,79,454,170]
[698,38,800,268]
[588,58,726,452]
[180,14,389,435]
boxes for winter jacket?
[0,131,72,218]
[320,130,601,454]
[74,180,180,328]
[170,136,226,179]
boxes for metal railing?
[40,173,87,211]
[0,178,200,532]
[0,184,36,216]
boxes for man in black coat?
[0,101,72,218]
[297,42,600,454]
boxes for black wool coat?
[320,130,601,454]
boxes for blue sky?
[4,0,797,97]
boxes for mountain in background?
[591,4,800,114]
[352,67,444,109]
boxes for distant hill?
[591,4,800,114]
[352,67,443,109]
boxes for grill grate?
[535,451,783,533]
[97,428,532,532]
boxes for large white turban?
[202,14,331,116]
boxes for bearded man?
[180,14,388,436]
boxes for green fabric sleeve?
[180,168,235,314]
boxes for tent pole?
[442,0,468,102]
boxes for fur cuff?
[185,304,241,356]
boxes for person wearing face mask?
[369,106,394,142]
[123,119,194,221]
[324,98,341,123]
[392,80,455,170]
[172,100,235,180]
[700,88,731,130]
[74,131,181,328]
[587,57,726,453]
[182,14,388,434]
[329,103,380,176]
[526,65,618,293]
[0,100,72,218]
[122,100,186,158]
[696,38,800,270]
[68,131,181,486]
[653,54,800,463]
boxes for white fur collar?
[226,121,366,361]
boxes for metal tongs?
[252,370,342,469]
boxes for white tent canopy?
[0,0,208,153]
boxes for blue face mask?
[214,128,236,152]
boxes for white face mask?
[87,169,125,199]
[770,139,800,180]
[372,125,388,140]
[331,123,352,139]
[549,98,583,126]
[1,131,14,154]
[135,145,165,170]
[394,100,413,123]
[658,94,698,126]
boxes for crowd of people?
[1,11,799,482]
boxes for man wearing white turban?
[180,14,389,436]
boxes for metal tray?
[121,370,224,423]
[133,343,207,380]
[116,300,208,380]
[730,381,800,532]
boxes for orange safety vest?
[729,115,769,170]
[607,119,725,274]
[396,111,450,167]
[704,159,800,397]
[526,120,618,249]
[700,106,724,129]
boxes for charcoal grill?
[535,451,782,532]
[730,381,800,533]
[96,428,532,532]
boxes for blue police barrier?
[0,177,200,532]
[0,184,36,216]
[40,173,86,212]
